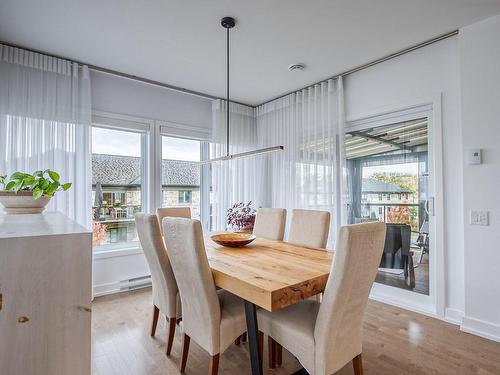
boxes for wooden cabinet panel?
[0,213,92,375]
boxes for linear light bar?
[199,145,284,165]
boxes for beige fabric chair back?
[162,217,222,354]
[253,208,287,240]
[135,213,178,317]
[288,209,331,249]
[314,222,386,375]
[157,207,191,234]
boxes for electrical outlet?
[470,210,489,226]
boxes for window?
[91,125,147,251]
[178,190,192,204]
[161,136,201,219]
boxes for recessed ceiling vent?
[288,63,306,72]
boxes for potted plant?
[0,170,72,214]
[226,201,256,232]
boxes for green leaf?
[13,179,24,192]
[45,181,59,196]
[24,176,36,187]
[41,179,50,190]
[61,182,72,191]
[11,172,26,180]
[32,187,44,200]
[48,170,60,182]
[5,181,16,191]
[33,170,43,177]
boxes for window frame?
[91,112,154,254]
[90,113,212,256]
[157,121,211,230]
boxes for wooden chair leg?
[180,334,191,373]
[242,332,247,342]
[276,342,282,366]
[150,305,160,337]
[352,353,364,375]
[268,336,276,369]
[235,335,241,346]
[166,317,177,356]
[209,354,220,375]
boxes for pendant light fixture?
[200,16,284,164]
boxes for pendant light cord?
[226,26,230,157]
[198,17,284,165]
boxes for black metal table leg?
[292,369,309,375]
[244,300,263,375]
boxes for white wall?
[91,70,212,129]
[344,37,465,321]
[459,14,500,341]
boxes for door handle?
[425,197,435,216]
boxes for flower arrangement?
[227,201,256,231]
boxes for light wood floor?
[92,288,500,375]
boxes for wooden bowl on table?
[210,232,256,247]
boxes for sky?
[92,127,200,161]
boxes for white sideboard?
[0,212,92,375]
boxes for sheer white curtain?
[0,44,92,226]
[256,78,346,247]
[210,100,264,230]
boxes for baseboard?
[444,308,464,326]
[93,276,152,298]
[461,316,500,343]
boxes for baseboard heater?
[119,275,152,292]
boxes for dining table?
[205,234,334,375]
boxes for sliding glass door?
[345,117,431,296]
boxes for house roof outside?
[362,178,412,194]
[92,154,200,187]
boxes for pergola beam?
[349,131,411,150]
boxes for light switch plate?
[470,210,489,226]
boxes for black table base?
[244,300,309,375]
[244,300,263,375]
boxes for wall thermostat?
[467,149,482,165]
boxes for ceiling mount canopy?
[200,16,284,165]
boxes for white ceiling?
[1,0,500,106]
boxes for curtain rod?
[0,40,250,107]
[257,29,459,107]
[2,29,458,109]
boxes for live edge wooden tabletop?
[205,234,334,312]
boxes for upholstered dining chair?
[162,217,248,375]
[288,209,331,249]
[135,213,180,356]
[156,207,191,234]
[259,221,386,375]
[252,208,287,241]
